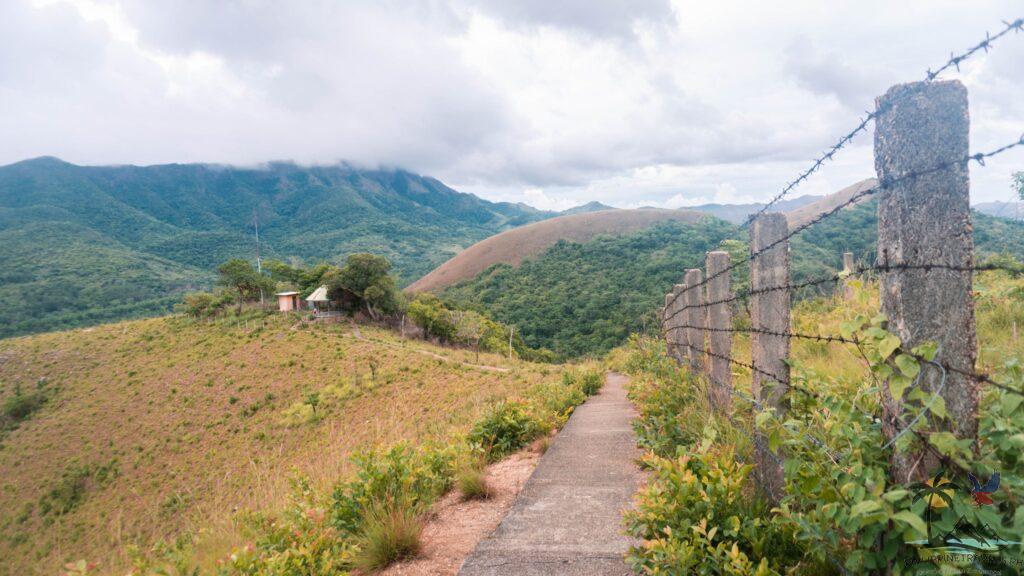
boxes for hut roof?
[305,285,329,302]
[275,291,299,297]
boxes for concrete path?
[459,372,642,576]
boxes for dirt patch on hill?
[376,446,544,576]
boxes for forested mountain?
[442,204,1024,357]
[0,157,551,338]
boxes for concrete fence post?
[684,269,704,372]
[705,251,732,411]
[749,213,791,503]
[662,292,672,356]
[669,283,687,364]
[875,79,977,483]
[842,252,856,300]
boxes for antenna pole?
[254,208,264,306]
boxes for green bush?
[330,444,454,535]
[467,401,542,461]
[625,448,806,575]
[2,388,44,423]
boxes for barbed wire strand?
[741,17,1023,228]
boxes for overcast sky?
[2,1,1022,209]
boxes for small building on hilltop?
[306,285,332,314]
[275,291,302,312]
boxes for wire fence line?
[655,23,1024,501]
[739,17,1024,230]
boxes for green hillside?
[442,204,1024,357]
[0,157,551,338]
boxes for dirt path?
[458,372,642,575]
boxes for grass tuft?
[456,458,490,500]
[354,498,424,571]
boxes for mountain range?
[0,157,554,337]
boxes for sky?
[1,0,1022,210]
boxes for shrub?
[625,448,806,575]
[2,387,44,422]
[330,444,454,535]
[353,497,423,571]
[467,401,542,461]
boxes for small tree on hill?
[408,293,457,342]
[1013,171,1024,201]
[217,259,275,312]
[327,254,402,320]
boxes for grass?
[353,498,425,571]
[0,311,565,576]
[455,456,491,500]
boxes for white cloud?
[1,0,1022,206]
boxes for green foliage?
[217,259,275,309]
[444,204,1024,358]
[407,293,458,342]
[330,444,455,536]
[625,450,803,575]
[2,379,54,433]
[467,401,542,461]
[617,279,1024,574]
[327,253,403,318]
[0,159,552,339]
[443,219,737,357]
[1013,171,1024,201]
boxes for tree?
[1014,171,1024,201]
[327,253,402,320]
[452,310,488,361]
[407,293,457,342]
[217,259,275,312]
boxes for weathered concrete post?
[670,283,687,364]
[875,80,977,483]
[705,251,732,411]
[749,213,790,502]
[683,269,704,371]
[842,252,856,299]
[662,293,672,357]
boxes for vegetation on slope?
[608,269,1024,574]
[443,206,1024,358]
[0,157,551,339]
[0,312,578,575]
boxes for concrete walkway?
[459,372,642,575]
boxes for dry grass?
[0,314,563,576]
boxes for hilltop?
[0,158,553,339]
[0,313,568,575]
[407,208,708,293]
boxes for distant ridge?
[560,201,617,215]
[974,201,1024,221]
[406,208,707,293]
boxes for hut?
[275,291,301,312]
[305,285,331,314]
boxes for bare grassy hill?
[0,314,563,576]
[406,208,707,293]
[408,179,880,294]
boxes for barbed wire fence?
[653,18,1024,509]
